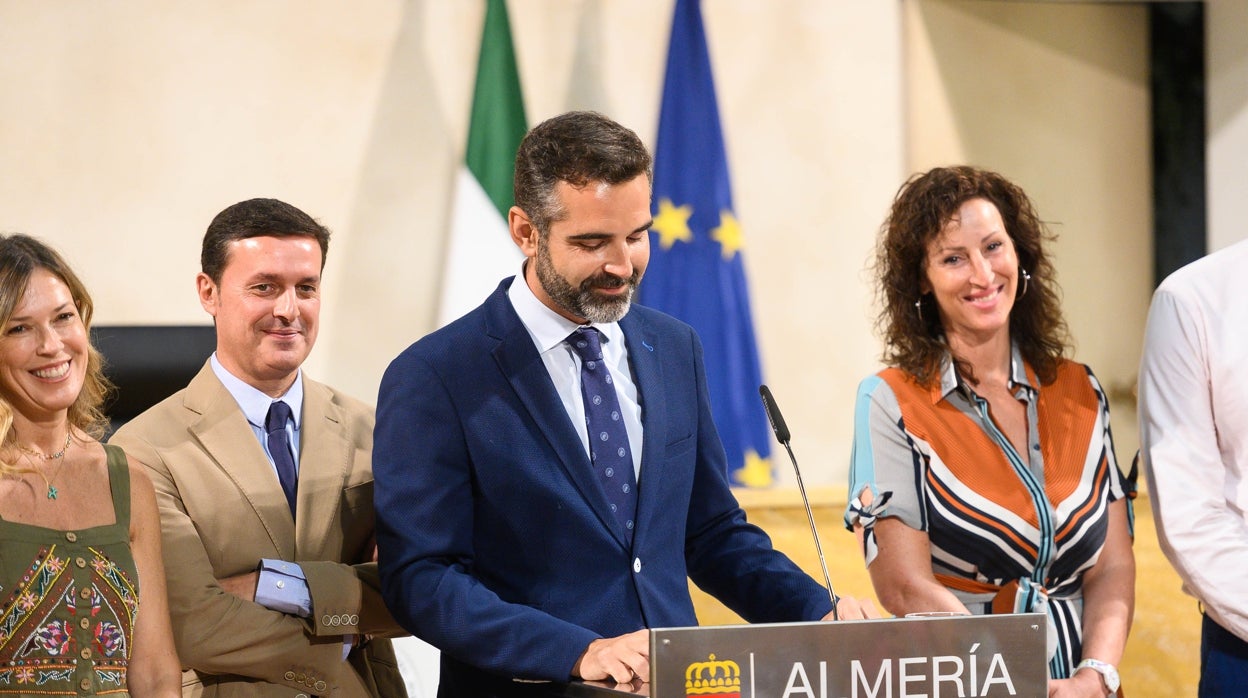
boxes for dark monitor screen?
[91,325,215,431]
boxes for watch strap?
[1076,657,1120,694]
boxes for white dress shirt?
[508,269,644,481]
[1139,238,1248,641]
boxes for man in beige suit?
[110,198,407,697]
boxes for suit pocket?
[664,432,696,460]
[343,480,374,514]
[341,481,376,562]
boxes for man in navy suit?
[373,111,876,697]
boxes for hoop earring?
[1019,269,1031,299]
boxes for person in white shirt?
[1139,238,1248,697]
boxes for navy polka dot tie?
[265,400,299,518]
[567,327,637,540]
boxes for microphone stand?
[759,385,840,619]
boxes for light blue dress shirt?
[210,354,311,618]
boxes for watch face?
[1104,667,1120,692]
[1081,659,1119,692]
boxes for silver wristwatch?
[1075,658,1119,694]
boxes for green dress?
[0,444,139,696]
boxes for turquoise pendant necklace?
[17,431,73,500]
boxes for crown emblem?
[685,653,741,698]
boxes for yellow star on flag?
[711,210,743,260]
[652,198,693,250]
[734,449,773,488]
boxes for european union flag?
[641,0,773,487]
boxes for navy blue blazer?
[374,279,832,689]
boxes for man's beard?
[536,239,640,324]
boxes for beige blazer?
[110,362,407,698]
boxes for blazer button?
[315,680,327,692]
[633,557,641,573]
[285,671,296,681]
[79,678,92,691]
[75,557,88,568]
[348,614,359,625]
[80,648,92,660]
[65,531,78,543]
[79,618,91,630]
[296,694,309,698]
[321,615,332,626]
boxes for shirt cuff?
[255,559,311,618]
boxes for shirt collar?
[508,262,626,353]
[210,353,305,429]
[933,341,1035,402]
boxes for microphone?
[759,385,841,619]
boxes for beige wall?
[1209,0,1248,252]
[0,1,1203,491]
[0,0,904,487]
[906,0,1151,468]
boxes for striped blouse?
[844,348,1130,679]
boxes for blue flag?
[641,0,774,487]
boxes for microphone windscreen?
[758,385,791,445]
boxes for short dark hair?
[0,234,114,463]
[875,165,1069,386]
[201,198,331,283]
[513,111,653,235]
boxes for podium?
[558,613,1047,698]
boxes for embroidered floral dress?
[0,445,138,696]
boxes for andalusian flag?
[640,0,774,487]
[438,0,527,325]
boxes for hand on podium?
[572,628,650,684]
[821,595,882,621]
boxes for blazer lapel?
[184,364,296,559]
[620,312,665,546]
[294,378,351,558]
[484,283,631,548]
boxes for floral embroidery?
[0,547,68,653]
[89,549,138,626]
[15,592,36,613]
[0,541,137,695]
[94,621,125,657]
[31,620,71,656]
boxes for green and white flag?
[438,0,527,325]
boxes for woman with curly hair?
[845,167,1134,697]
[0,234,179,696]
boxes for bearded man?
[372,111,876,698]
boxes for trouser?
[1201,613,1248,697]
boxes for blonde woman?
[0,234,179,697]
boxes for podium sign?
[561,613,1047,698]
